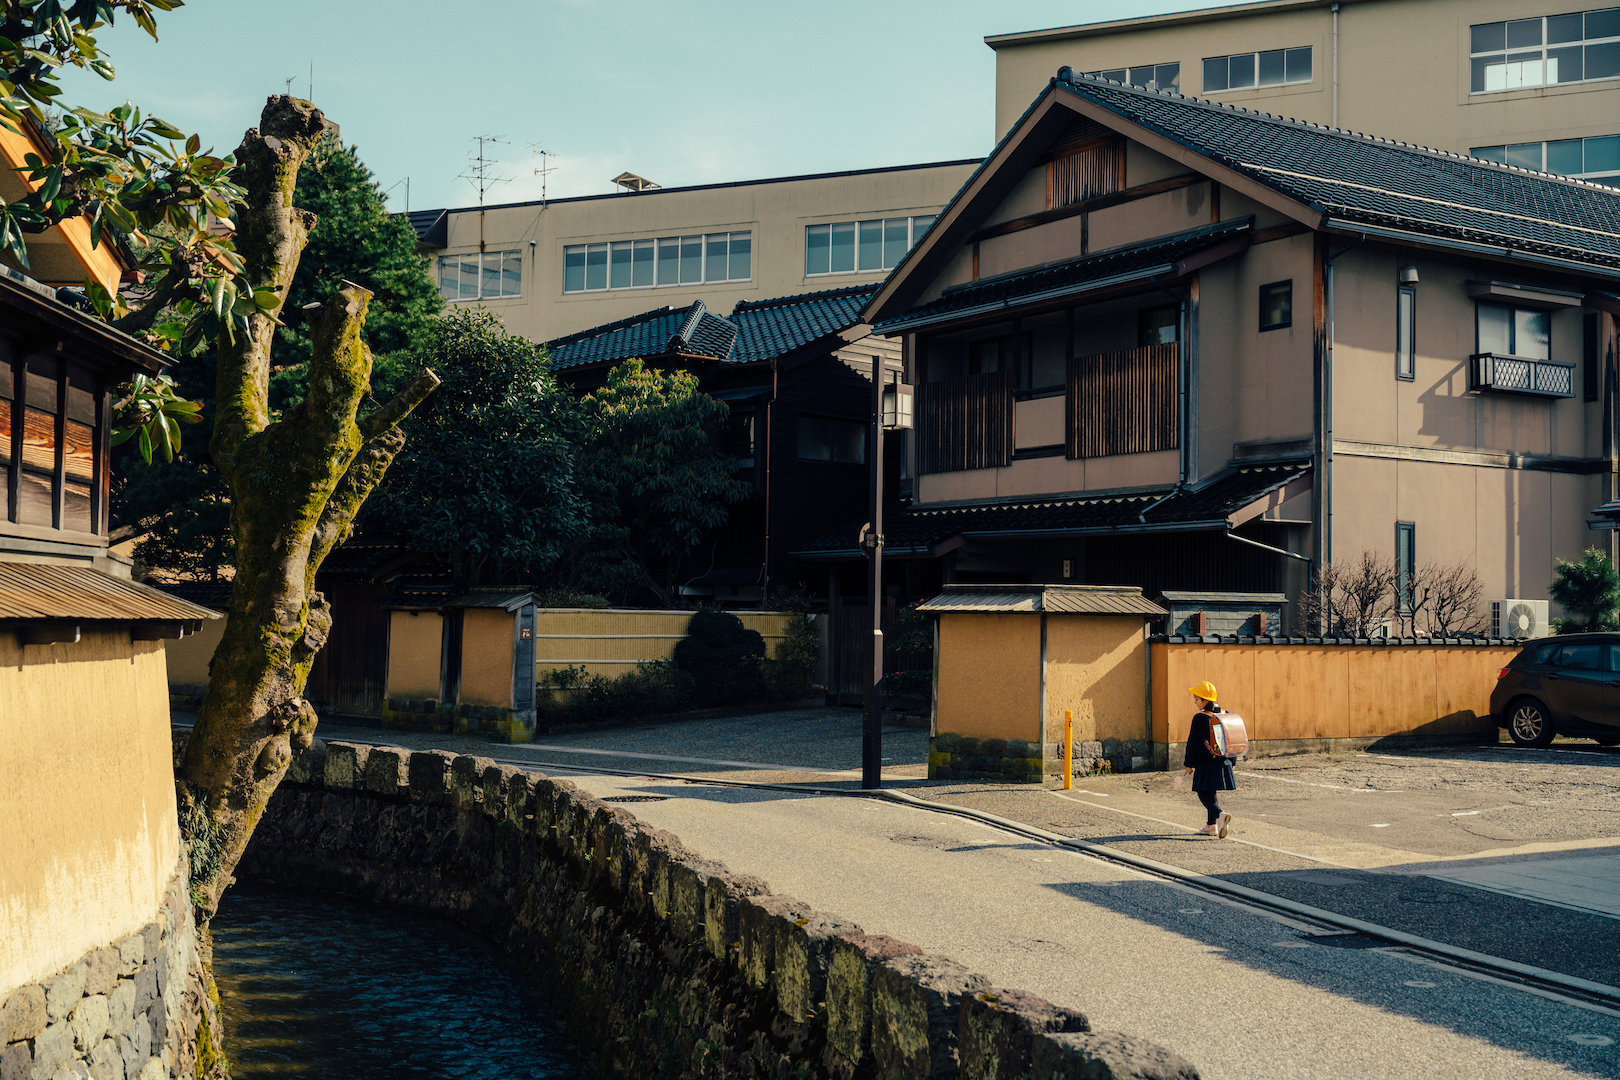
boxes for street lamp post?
[863,356,912,790]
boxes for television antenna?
[284,75,295,95]
[529,145,558,206]
[459,135,511,252]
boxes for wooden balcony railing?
[1067,343,1179,459]
[917,370,1014,475]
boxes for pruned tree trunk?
[178,96,439,920]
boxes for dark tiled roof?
[1058,74,1620,275]
[878,218,1251,331]
[382,571,463,609]
[730,284,876,363]
[405,208,448,247]
[794,460,1309,556]
[545,301,738,371]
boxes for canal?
[212,881,586,1078]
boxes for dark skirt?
[1191,759,1236,792]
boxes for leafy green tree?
[1550,547,1620,633]
[576,359,752,606]
[363,308,586,584]
[0,3,258,347]
[112,134,441,576]
[268,131,441,407]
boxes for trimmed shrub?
[674,609,765,705]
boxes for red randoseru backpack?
[1204,710,1249,760]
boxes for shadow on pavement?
[1039,876,1620,1075]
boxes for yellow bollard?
[1063,709,1073,790]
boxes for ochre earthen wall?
[0,630,179,992]
[1151,641,1518,763]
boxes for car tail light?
[1497,667,1512,680]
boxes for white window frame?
[1201,47,1312,92]
[437,249,523,302]
[562,231,752,294]
[1082,62,1181,93]
[1469,9,1620,95]
[804,214,936,278]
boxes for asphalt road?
[562,771,1620,1080]
[292,708,1620,1077]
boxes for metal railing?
[1468,352,1575,398]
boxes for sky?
[52,0,1220,214]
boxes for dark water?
[211,882,586,1079]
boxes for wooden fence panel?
[1066,343,1178,459]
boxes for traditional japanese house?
[797,71,1620,631]
[545,285,904,605]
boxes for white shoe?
[1195,823,1218,836]
[1217,812,1233,839]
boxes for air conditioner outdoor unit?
[1491,599,1549,639]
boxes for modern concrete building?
[796,71,1620,632]
[407,159,979,342]
[987,0,1620,185]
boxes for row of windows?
[1202,47,1313,92]
[1470,8,1620,92]
[444,217,938,301]
[438,250,523,302]
[805,215,935,277]
[1083,63,1181,93]
[564,232,752,293]
[1086,49,1310,94]
[1471,134,1620,180]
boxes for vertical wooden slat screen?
[1048,140,1121,209]
[1066,344,1179,459]
[917,371,1013,474]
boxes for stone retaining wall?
[239,738,1199,1080]
[0,858,219,1080]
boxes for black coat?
[1186,709,1236,792]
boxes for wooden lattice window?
[917,371,1014,474]
[1066,344,1178,458]
[1048,138,1123,210]
[4,355,106,535]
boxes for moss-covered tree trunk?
[178,96,439,919]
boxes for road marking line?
[1237,771,1392,793]
[1046,791,1366,868]
[1451,811,1480,816]
[1404,980,1437,988]
[1568,1034,1614,1046]
[1370,823,1391,828]
[1372,947,1620,1020]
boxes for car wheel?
[1508,699,1555,748]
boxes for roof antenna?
[530,145,558,207]
[460,135,512,252]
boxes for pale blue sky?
[57,1,1215,213]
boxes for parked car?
[1491,633,1620,748]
